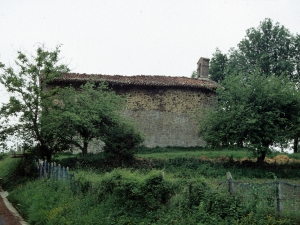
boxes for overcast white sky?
[1,0,300,78]
[1,0,300,151]
[1,1,300,101]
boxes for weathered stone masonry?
[47,57,217,148]
[115,85,215,147]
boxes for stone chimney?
[197,57,210,79]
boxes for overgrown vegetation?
[43,81,144,159]
[0,45,143,163]
[203,18,300,162]
[1,18,300,224]
[1,148,300,224]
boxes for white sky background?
[1,0,300,151]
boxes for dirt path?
[0,190,27,225]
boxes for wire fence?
[33,162,300,217]
[217,172,300,216]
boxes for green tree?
[227,18,297,79]
[191,71,197,78]
[209,18,300,152]
[210,19,299,81]
[102,120,144,166]
[43,82,143,157]
[199,71,300,163]
[0,46,69,159]
[209,48,228,83]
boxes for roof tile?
[52,73,218,90]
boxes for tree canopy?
[205,18,300,156]
[200,71,300,163]
[0,46,69,158]
[209,18,300,83]
[208,48,228,83]
[41,82,143,158]
[0,46,143,162]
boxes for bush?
[7,168,300,224]
[103,121,144,166]
[0,152,6,161]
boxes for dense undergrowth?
[1,148,300,224]
[56,149,300,180]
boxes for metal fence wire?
[217,176,300,216]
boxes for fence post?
[226,172,234,195]
[43,160,47,178]
[47,160,50,177]
[57,164,61,180]
[276,180,282,217]
[53,162,57,180]
[39,161,43,179]
[50,162,54,179]
[62,167,65,181]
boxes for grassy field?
[1,148,300,224]
[136,146,300,160]
[137,149,250,159]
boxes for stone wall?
[113,85,215,147]
[46,81,216,150]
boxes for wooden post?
[276,180,282,217]
[43,160,47,178]
[53,162,57,180]
[66,167,69,180]
[226,172,234,195]
[50,162,54,179]
[46,160,49,177]
[39,161,43,179]
[62,167,66,182]
[58,164,61,180]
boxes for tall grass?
[56,150,300,180]
[7,169,296,225]
[3,148,300,224]
[0,154,20,178]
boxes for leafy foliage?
[191,70,197,78]
[102,120,144,166]
[43,81,144,161]
[210,19,300,82]
[0,45,69,159]
[208,19,300,154]
[6,167,297,225]
[2,149,300,224]
[209,48,228,82]
[199,71,300,163]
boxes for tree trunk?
[257,152,266,164]
[257,143,269,164]
[293,137,298,153]
[82,141,88,156]
[45,151,52,161]
[39,143,52,161]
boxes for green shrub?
[0,152,6,161]
[237,212,293,225]
[0,154,20,178]
[103,121,144,166]
[7,168,300,225]
[91,170,173,212]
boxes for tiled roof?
[51,73,218,90]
